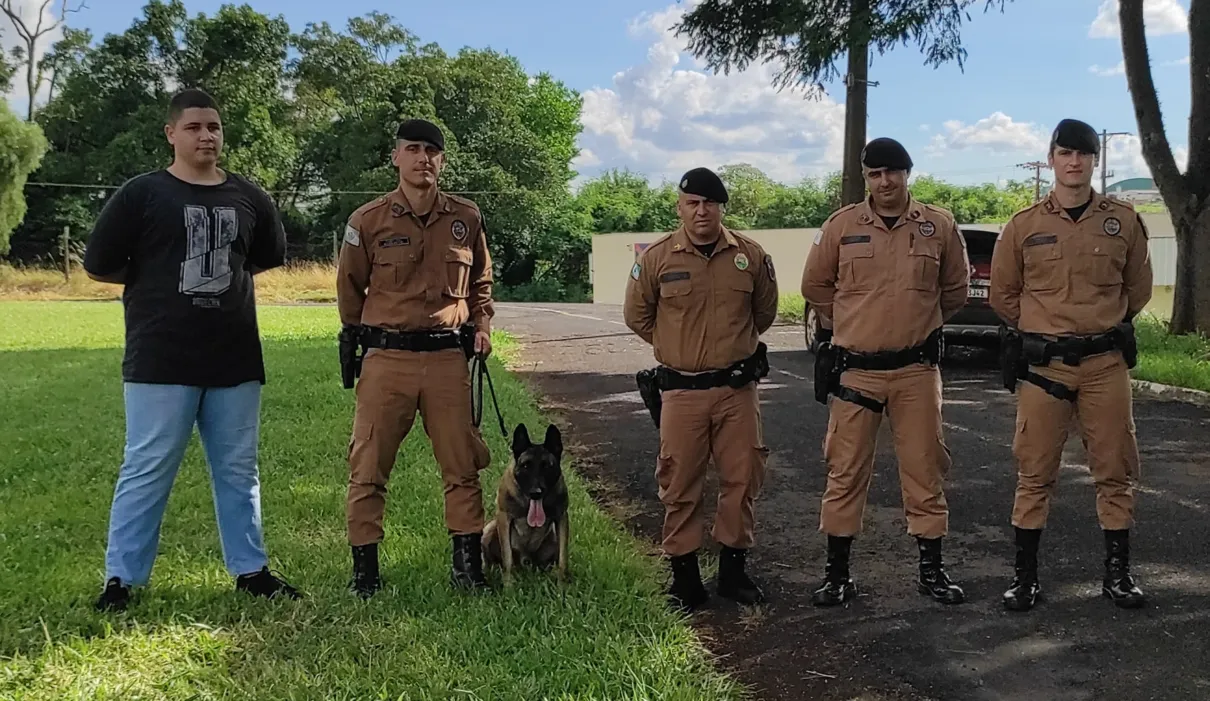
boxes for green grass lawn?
[776,292,1210,393]
[0,302,741,701]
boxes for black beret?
[861,137,913,170]
[396,118,445,151]
[1050,118,1099,155]
[678,167,728,204]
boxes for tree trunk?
[25,45,36,120]
[840,0,869,206]
[1169,205,1210,335]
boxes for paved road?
[494,302,1210,701]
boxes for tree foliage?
[0,98,48,254]
[7,0,1037,300]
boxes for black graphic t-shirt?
[82,169,287,387]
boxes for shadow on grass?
[0,338,742,700]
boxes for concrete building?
[590,213,1177,305]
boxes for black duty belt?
[835,327,943,372]
[655,343,770,392]
[361,326,463,352]
[1021,331,1118,367]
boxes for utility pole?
[1017,161,1050,203]
[840,0,879,206]
[1099,129,1131,194]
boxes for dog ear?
[543,424,563,458]
[512,423,531,457]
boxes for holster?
[998,325,1022,393]
[814,342,838,405]
[338,325,365,390]
[1112,321,1138,369]
[636,368,662,428]
[459,322,477,361]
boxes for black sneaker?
[94,577,131,612]
[235,567,303,600]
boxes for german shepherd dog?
[482,423,569,586]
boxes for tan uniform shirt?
[989,191,1153,336]
[623,226,779,373]
[336,188,494,334]
[801,197,970,353]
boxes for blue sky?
[2,0,1194,188]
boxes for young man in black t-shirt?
[83,88,301,611]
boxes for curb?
[1130,379,1210,409]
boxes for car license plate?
[968,288,989,299]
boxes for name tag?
[840,235,871,245]
[1024,234,1057,247]
[660,271,690,283]
[379,236,410,248]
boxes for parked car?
[802,226,1004,353]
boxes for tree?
[673,0,1014,206]
[1119,0,1209,335]
[0,98,48,254]
[0,0,85,119]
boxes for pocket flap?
[445,247,474,265]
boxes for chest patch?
[451,220,468,241]
[919,221,936,237]
[1103,217,1121,236]
[734,252,749,271]
[379,236,410,248]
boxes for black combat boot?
[716,546,766,605]
[812,535,857,606]
[451,534,489,591]
[350,543,381,599]
[1002,527,1042,612]
[668,550,710,612]
[1102,529,1145,609]
[917,537,965,604]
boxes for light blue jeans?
[103,381,269,586]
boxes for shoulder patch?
[631,262,642,280]
[813,230,823,246]
[764,254,775,281]
[344,224,360,247]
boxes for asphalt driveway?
[495,302,1210,701]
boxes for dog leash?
[471,353,508,437]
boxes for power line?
[1099,129,1132,193]
[1015,161,1051,203]
[21,182,527,196]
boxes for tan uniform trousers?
[1012,351,1139,531]
[347,347,492,545]
[656,383,769,557]
[821,364,952,538]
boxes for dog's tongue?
[527,498,546,528]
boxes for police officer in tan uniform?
[336,118,495,597]
[623,167,779,612]
[801,138,970,607]
[990,119,1153,612]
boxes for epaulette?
[920,201,956,222]
[444,192,482,212]
[354,194,392,217]
[1096,194,1137,215]
[643,232,675,252]
[823,202,860,226]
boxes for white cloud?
[926,112,1189,183]
[1089,0,1187,38]
[574,2,847,186]
[927,112,1050,157]
[1103,134,1189,181]
[1089,61,1126,77]
[1,0,67,113]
